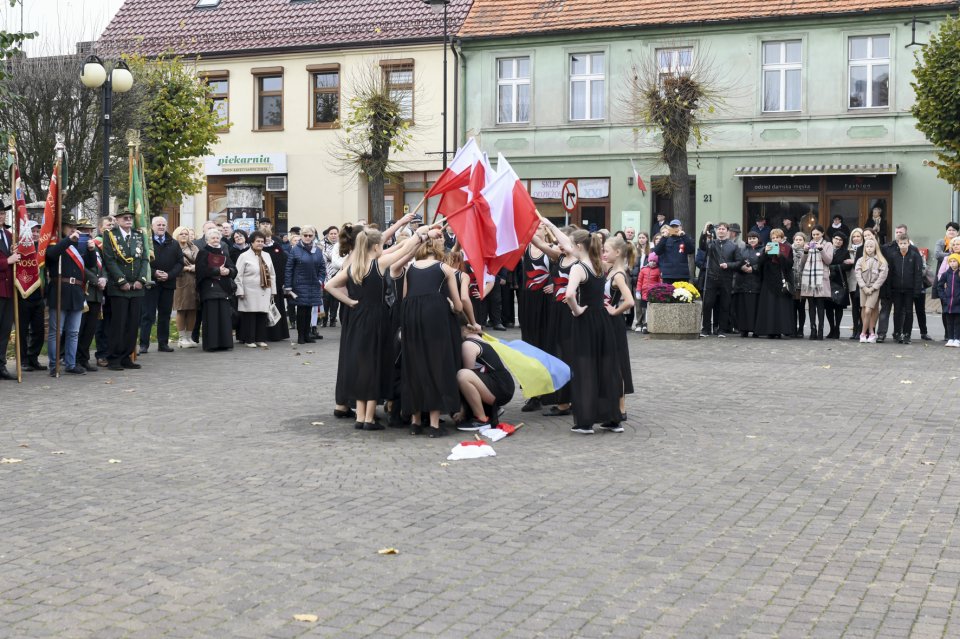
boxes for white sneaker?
[571,425,595,434]
[256,342,269,348]
[633,326,642,333]
[859,334,868,343]
[949,340,960,348]
[245,342,258,348]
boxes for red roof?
[460,0,960,38]
[98,0,473,57]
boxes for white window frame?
[569,52,605,122]
[761,40,802,113]
[496,56,531,124]
[848,34,890,109]
[656,47,693,84]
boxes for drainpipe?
[451,37,460,149]
[954,189,960,224]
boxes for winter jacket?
[845,244,861,291]
[235,249,278,314]
[799,241,834,298]
[174,242,199,311]
[938,269,960,314]
[828,243,853,293]
[854,256,888,292]
[82,243,107,305]
[652,234,694,280]
[733,245,762,294]
[887,248,924,294]
[699,234,742,284]
[636,264,662,301]
[195,245,237,302]
[45,237,88,311]
[149,232,185,290]
[284,241,327,307]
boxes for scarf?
[255,249,271,289]
[804,243,824,295]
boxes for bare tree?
[0,52,140,211]
[332,62,413,227]
[624,50,724,229]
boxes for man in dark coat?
[699,221,742,336]
[77,218,107,372]
[17,222,45,371]
[45,215,89,376]
[750,218,772,245]
[887,234,924,344]
[827,215,851,241]
[876,224,920,343]
[652,219,695,284]
[0,215,20,380]
[102,208,150,371]
[139,216,183,354]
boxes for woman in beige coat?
[234,230,277,347]
[799,225,834,340]
[173,226,200,348]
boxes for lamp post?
[80,55,134,217]
[423,0,450,169]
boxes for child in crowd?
[937,253,960,347]
[855,238,888,343]
[634,252,661,333]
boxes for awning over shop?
[734,164,898,178]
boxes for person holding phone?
[653,219,695,284]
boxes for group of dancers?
[325,215,635,437]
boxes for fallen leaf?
[921,460,936,466]
[900,380,913,385]
[950,377,958,381]
[377,548,399,555]
[311,421,324,426]
[18,443,29,448]
[302,361,311,365]
[51,451,65,455]
[105,380,114,384]
[0,458,23,464]
[895,355,904,359]
[821,365,831,369]
[746,435,757,439]
[108,459,122,464]
[293,614,318,623]
[124,388,136,393]
[440,462,449,467]
[305,350,315,354]
[293,352,301,357]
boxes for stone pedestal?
[647,301,702,339]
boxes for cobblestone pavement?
[2,318,959,638]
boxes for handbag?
[831,283,848,307]
[267,300,282,327]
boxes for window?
[383,62,414,121]
[849,35,889,109]
[569,52,604,121]
[308,64,339,128]
[497,57,530,124]
[253,68,283,130]
[656,47,693,84]
[203,72,229,131]
[762,40,802,112]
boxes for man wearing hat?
[652,219,695,284]
[44,214,89,375]
[0,210,20,380]
[76,218,107,372]
[138,215,183,354]
[18,221,46,371]
[102,208,150,371]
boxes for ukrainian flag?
[481,334,570,399]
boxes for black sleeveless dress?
[401,262,460,414]
[519,248,552,349]
[334,260,353,407]
[338,261,391,402]
[262,240,290,341]
[570,262,624,428]
[544,257,575,404]
[466,337,515,407]
[604,271,635,395]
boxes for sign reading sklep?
[205,153,287,175]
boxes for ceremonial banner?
[11,165,40,297]
[129,153,152,261]
[481,333,570,399]
[37,160,60,268]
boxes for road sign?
[561,179,578,212]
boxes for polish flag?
[483,154,539,274]
[425,138,483,218]
[630,159,647,194]
[445,158,498,296]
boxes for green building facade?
[458,5,960,253]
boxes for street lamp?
[80,55,134,217]
[423,0,450,169]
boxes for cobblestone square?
[2,326,959,638]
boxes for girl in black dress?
[401,238,463,437]
[517,232,553,412]
[564,230,625,434]
[602,235,636,423]
[455,318,516,432]
[326,228,431,430]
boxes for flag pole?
[54,140,64,378]
[8,136,23,383]
[127,132,138,364]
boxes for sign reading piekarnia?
[204,153,287,175]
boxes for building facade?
[458,0,960,252]
[99,0,472,233]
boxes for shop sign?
[205,153,287,175]
[743,177,818,193]
[578,178,609,199]
[530,179,564,200]
[825,175,892,192]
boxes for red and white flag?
[37,160,60,268]
[445,157,498,296]
[483,154,539,274]
[426,138,484,219]
[11,165,40,297]
[630,159,647,195]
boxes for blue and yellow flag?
[481,333,570,399]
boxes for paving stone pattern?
[2,326,959,638]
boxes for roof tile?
[459,0,960,38]
[99,0,472,57]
